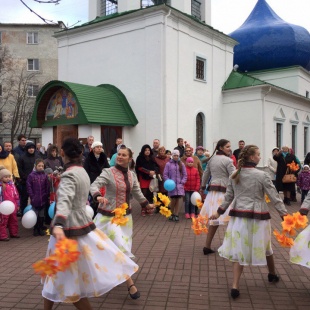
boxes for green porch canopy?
[30,80,138,128]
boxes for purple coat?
[163,159,187,197]
[26,170,50,208]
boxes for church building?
[30,0,310,165]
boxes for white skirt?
[94,214,134,258]
[42,229,138,303]
[200,191,230,225]
[290,225,310,268]
[218,217,273,266]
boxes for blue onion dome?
[229,0,310,72]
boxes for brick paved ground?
[1,196,310,310]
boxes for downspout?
[163,9,171,147]
[262,87,272,167]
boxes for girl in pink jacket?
[0,166,20,241]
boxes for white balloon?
[190,191,202,206]
[0,200,15,215]
[22,210,37,229]
[86,205,94,219]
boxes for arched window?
[196,113,204,146]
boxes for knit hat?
[0,165,11,179]
[186,157,194,163]
[25,141,35,150]
[91,141,103,149]
[196,146,204,151]
[171,149,180,156]
[304,165,310,170]
[44,168,53,175]
[272,147,279,152]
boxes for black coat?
[84,151,110,184]
[18,152,40,183]
[273,153,299,192]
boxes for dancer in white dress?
[210,145,287,299]
[43,138,139,310]
[290,193,310,267]
[200,139,235,255]
[90,147,154,300]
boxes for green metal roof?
[55,4,233,42]
[222,70,310,102]
[222,71,267,90]
[30,80,138,128]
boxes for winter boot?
[38,217,46,236]
[33,221,39,236]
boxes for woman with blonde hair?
[211,145,287,299]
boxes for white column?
[118,0,141,13]
[88,0,101,21]
[200,0,211,25]
[170,0,191,15]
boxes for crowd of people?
[1,133,310,307]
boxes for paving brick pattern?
[1,197,310,309]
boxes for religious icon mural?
[45,88,78,120]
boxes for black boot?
[33,221,39,236]
[38,217,46,236]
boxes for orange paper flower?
[273,229,294,247]
[196,199,203,209]
[111,203,129,226]
[191,214,209,235]
[33,239,80,277]
[281,214,296,234]
[273,212,308,248]
[265,194,270,203]
[293,212,308,229]
[287,161,299,172]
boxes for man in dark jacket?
[13,134,27,161]
[233,140,245,160]
[174,138,185,157]
[17,142,41,213]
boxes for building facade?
[30,0,310,165]
[0,23,62,145]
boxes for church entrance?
[53,125,78,147]
[101,126,122,157]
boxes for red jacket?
[184,166,200,191]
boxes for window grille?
[196,57,205,80]
[101,0,118,16]
[276,123,282,149]
[191,0,201,20]
[27,85,39,97]
[304,127,309,156]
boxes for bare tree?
[0,47,40,142]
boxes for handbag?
[282,168,297,183]
[149,177,159,192]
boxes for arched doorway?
[196,112,204,146]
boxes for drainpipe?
[262,87,272,167]
[163,9,171,147]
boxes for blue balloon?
[164,179,176,191]
[48,201,56,219]
[23,205,32,215]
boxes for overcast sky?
[0,0,309,34]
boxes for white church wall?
[42,127,53,148]
[57,11,165,155]
[164,15,235,151]
[251,67,310,98]
[222,87,310,166]
[56,7,235,155]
